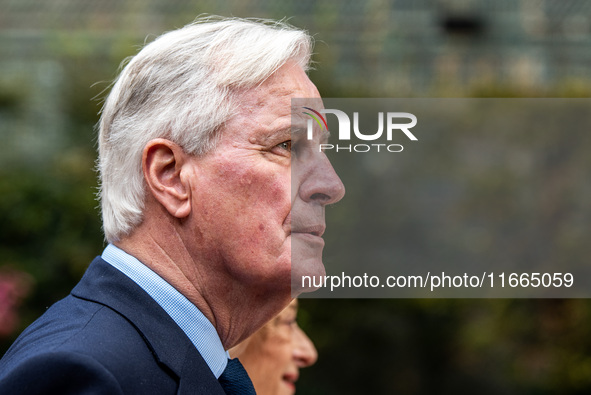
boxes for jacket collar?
[71,257,226,394]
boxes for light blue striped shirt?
[101,244,228,378]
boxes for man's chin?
[290,234,327,296]
[290,257,326,297]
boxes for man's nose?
[292,325,318,367]
[298,153,345,205]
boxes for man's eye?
[281,319,297,327]
[277,141,291,151]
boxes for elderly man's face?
[185,61,344,296]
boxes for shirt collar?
[102,244,229,378]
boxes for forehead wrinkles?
[216,88,292,148]
[232,90,294,141]
[232,83,292,120]
[255,85,293,110]
[222,64,318,143]
[234,61,317,117]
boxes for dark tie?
[218,358,256,395]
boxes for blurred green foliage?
[297,299,591,394]
[0,49,126,352]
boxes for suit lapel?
[72,257,226,394]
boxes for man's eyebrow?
[290,125,331,141]
[255,126,290,143]
[272,127,292,139]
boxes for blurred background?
[2,0,591,393]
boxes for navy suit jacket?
[0,257,228,394]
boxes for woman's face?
[231,300,317,395]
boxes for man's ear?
[142,138,191,218]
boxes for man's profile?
[0,16,344,394]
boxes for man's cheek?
[243,172,290,207]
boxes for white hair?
[98,16,313,242]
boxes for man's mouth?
[282,372,299,391]
[291,224,326,237]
